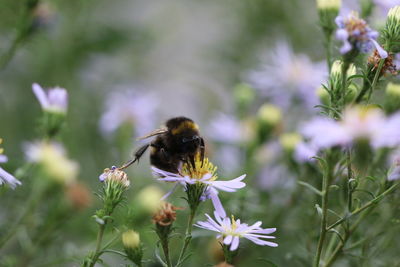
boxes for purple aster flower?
[152,156,246,218]
[207,113,246,144]
[195,211,277,251]
[335,12,388,58]
[0,139,22,189]
[32,83,68,113]
[297,107,400,157]
[248,41,327,110]
[374,0,400,15]
[99,90,158,138]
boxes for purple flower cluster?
[335,12,388,58]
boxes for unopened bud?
[316,0,341,10]
[385,82,400,113]
[122,230,143,266]
[280,133,302,152]
[135,186,163,214]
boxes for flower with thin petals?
[296,106,400,159]
[152,154,246,217]
[32,83,68,114]
[195,211,277,251]
[335,12,388,58]
[0,138,22,189]
[99,90,158,138]
[248,41,327,110]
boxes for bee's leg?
[199,137,205,166]
[119,143,150,169]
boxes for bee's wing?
[136,128,168,140]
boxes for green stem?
[327,181,400,231]
[0,181,45,248]
[325,32,333,73]
[313,158,333,267]
[176,208,196,267]
[160,236,172,267]
[88,223,106,267]
[323,207,373,267]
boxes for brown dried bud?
[65,182,92,210]
[368,49,397,76]
[152,202,182,226]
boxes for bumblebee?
[120,117,205,173]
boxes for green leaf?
[315,204,323,217]
[298,181,323,196]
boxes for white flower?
[32,83,68,113]
[0,139,22,189]
[195,211,277,251]
[152,156,246,218]
[99,90,158,138]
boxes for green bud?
[316,86,330,105]
[317,0,341,36]
[256,104,282,144]
[382,6,400,48]
[384,82,400,113]
[316,0,341,10]
[233,83,255,116]
[279,133,302,153]
[345,83,358,104]
[122,230,143,266]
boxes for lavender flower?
[248,41,327,110]
[152,156,246,217]
[99,90,158,138]
[32,83,68,114]
[335,12,388,58]
[0,138,22,189]
[297,107,400,158]
[195,211,277,251]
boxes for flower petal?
[32,83,49,109]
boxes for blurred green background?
[3,1,399,267]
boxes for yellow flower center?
[181,153,218,181]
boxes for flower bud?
[122,230,141,250]
[152,202,180,227]
[331,60,356,77]
[256,104,282,143]
[385,82,400,113]
[257,104,282,126]
[122,230,143,266]
[233,83,255,115]
[383,6,400,46]
[135,186,163,214]
[25,141,78,185]
[214,262,234,267]
[316,86,330,105]
[153,202,182,248]
[279,133,302,153]
[98,167,130,215]
[316,0,341,11]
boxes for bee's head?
[166,117,201,152]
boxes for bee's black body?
[122,117,204,173]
